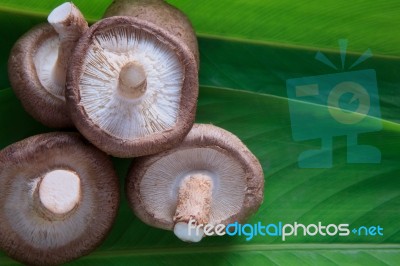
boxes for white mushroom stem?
[48,2,88,88]
[118,62,148,99]
[173,174,213,242]
[38,170,81,216]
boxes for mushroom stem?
[118,62,148,99]
[173,174,213,242]
[48,2,88,91]
[34,169,81,220]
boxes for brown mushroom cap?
[66,16,198,158]
[0,132,119,266]
[8,23,72,128]
[103,0,199,65]
[126,124,264,237]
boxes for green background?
[0,0,399,265]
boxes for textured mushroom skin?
[126,124,264,232]
[103,0,199,65]
[8,23,73,128]
[0,132,119,266]
[66,17,198,158]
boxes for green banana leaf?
[1,0,400,265]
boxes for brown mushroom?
[126,124,264,242]
[66,16,198,158]
[103,0,199,65]
[8,3,88,128]
[0,132,119,265]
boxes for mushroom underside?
[77,24,184,139]
[137,147,248,228]
[8,2,88,128]
[67,17,198,157]
[0,133,119,265]
[127,124,264,242]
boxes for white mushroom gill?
[140,148,246,233]
[79,26,183,139]
[34,37,63,99]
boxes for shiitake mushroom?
[0,132,119,265]
[8,3,88,128]
[66,16,198,158]
[126,124,264,242]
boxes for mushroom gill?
[78,24,184,139]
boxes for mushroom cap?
[8,23,73,128]
[103,0,199,65]
[66,16,198,158]
[126,124,264,231]
[0,132,119,266]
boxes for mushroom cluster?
[2,0,265,265]
[9,1,199,158]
